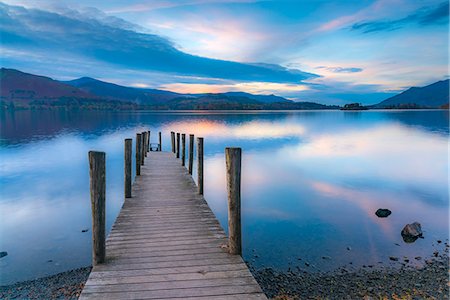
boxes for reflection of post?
[181,134,186,166]
[158,132,162,151]
[225,147,242,256]
[88,151,106,265]
[188,134,194,175]
[124,139,132,198]
[171,132,175,153]
[176,133,180,158]
[197,137,204,195]
[136,133,141,175]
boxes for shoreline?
[1,253,448,299]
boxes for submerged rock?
[401,222,423,243]
[375,208,392,218]
[0,251,7,258]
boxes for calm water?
[0,110,448,285]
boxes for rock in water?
[401,222,423,243]
[0,251,7,258]
[375,208,391,218]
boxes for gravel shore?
[0,254,448,299]
[252,253,449,299]
[0,267,91,300]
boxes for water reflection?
[0,110,448,284]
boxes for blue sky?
[0,0,448,104]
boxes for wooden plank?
[80,151,266,299]
[80,285,263,300]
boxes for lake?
[0,109,448,285]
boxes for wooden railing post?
[188,134,194,175]
[136,133,141,175]
[88,151,106,265]
[143,131,148,157]
[225,147,242,255]
[197,137,204,195]
[124,139,132,198]
[158,132,162,151]
[181,134,186,166]
[171,131,175,153]
[147,130,150,153]
[176,133,180,158]
[141,132,145,166]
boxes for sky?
[0,0,448,105]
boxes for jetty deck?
[80,151,266,299]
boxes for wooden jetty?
[80,131,267,299]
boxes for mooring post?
[124,139,132,198]
[88,151,106,265]
[141,132,145,166]
[148,131,150,151]
[171,131,175,153]
[158,132,162,151]
[197,137,204,195]
[142,131,147,157]
[188,134,194,175]
[176,133,180,158]
[225,147,242,256]
[181,134,186,166]
[136,133,141,175]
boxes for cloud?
[352,1,449,33]
[0,3,318,84]
[316,66,363,73]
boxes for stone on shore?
[401,222,423,243]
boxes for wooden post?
[143,131,148,157]
[88,151,106,265]
[136,133,141,175]
[188,134,194,175]
[124,139,132,198]
[176,133,180,158]
[197,137,204,195]
[171,132,175,153]
[141,132,145,166]
[225,147,242,256]
[158,132,162,151]
[181,134,186,166]
[147,130,150,153]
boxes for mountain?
[375,80,449,108]
[198,92,291,103]
[0,68,136,110]
[1,68,336,110]
[65,77,182,104]
[1,68,96,102]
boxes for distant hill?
[375,80,449,108]
[1,68,95,102]
[0,68,337,110]
[0,68,136,110]
[65,77,182,104]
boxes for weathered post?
[136,133,141,175]
[141,132,145,166]
[143,131,148,157]
[188,134,194,175]
[197,137,204,195]
[88,151,106,265]
[176,133,180,158]
[225,147,242,256]
[171,131,175,153]
[147,130,150,153]
[158,132,162,151]
[181,134,186,166]
[124,139,132,198]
